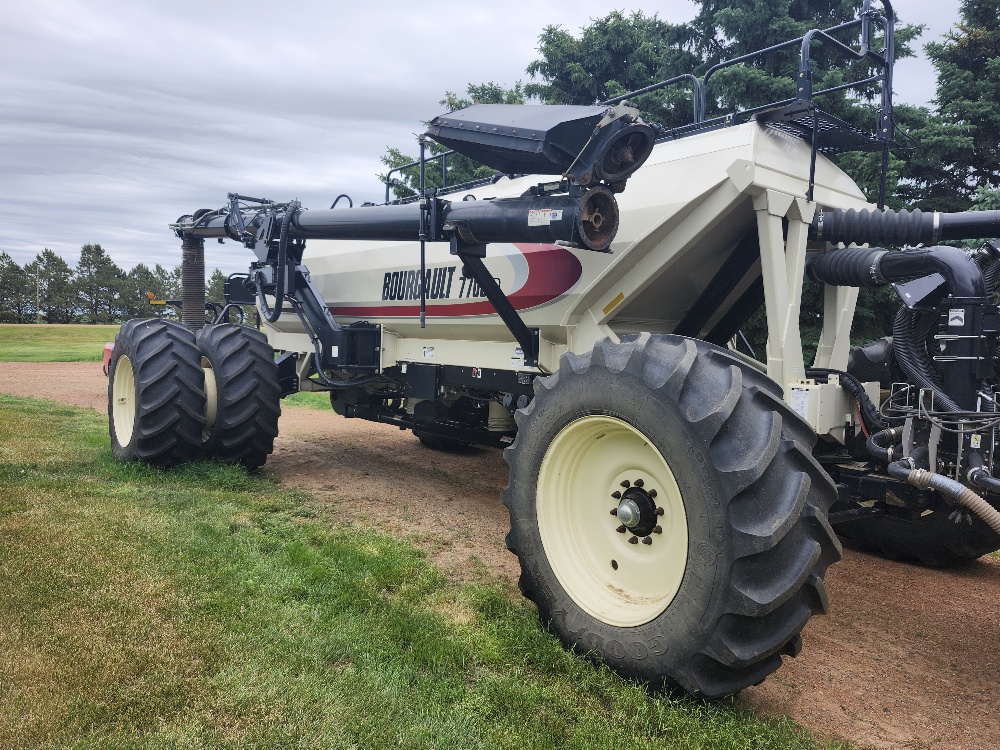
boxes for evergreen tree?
[0,253,32,323]
[380,82,526,199]
[206,268,227,311]
[153,264,182,318]
[899,0,1000,211]
[27,250,76,324]
[525,11,700,128]
[525,3,920,131]
[116,263,161,320]
[75,243,123,323]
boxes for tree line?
[0,243,234,325]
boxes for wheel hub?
[616,496,641,528]
[615,486,658,536]
[610,479,665,544]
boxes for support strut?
[452,237,540,368]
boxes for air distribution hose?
[888,458,1000,535]
[891,307,963,413]
[807,245,988,414]
[810,207,1000,246]
[181,232,206,331]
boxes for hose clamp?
[932,212,941,244]
[871,250,888,284]
[909,467,933,490]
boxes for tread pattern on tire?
[502,334,841,697]
[196,324,281,468]
[108,319,205,466]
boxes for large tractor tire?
[195,324,280,468]
[833,504,1000,567]
[503,334,841,697]
[108,318,206,466]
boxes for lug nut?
[611,491,622,500]
[654,507,664,516]
[642,536,652,545]
[610,508,619,515]
[620,480,630,488]
[653,526,662,534]
[616,525,627,533]
[634,479,644,487]
[628,536,639,544]
[648,489,657,499]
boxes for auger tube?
[180,187,620,253]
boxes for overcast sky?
[0,0,961,275]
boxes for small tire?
[833,504,1000,567]
[108,319,205,466]
[503,334,841,698]
[195,324,280,468]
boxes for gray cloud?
[0,0,960,275]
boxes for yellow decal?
[602,292,625,315]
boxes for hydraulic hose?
[888,459,1000,535]
[970,470,1000,496]
[256,208,294,324]
[866,426,904,463]
[287,297,385,391]
[811,208,1000,246]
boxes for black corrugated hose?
[891,307,963,413]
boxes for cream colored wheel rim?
[112,355,136,446]
[537,415,688,627]
[201,357,218,442]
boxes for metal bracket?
[450,236,540,367]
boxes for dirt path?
[4,361,999,750]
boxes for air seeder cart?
[108,1,1000,697]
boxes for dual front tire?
[108,320,279,468]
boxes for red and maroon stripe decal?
[327,243,583,318]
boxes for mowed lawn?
[0,397,851,749]
[0,323,120,362]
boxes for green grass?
[281,391,332,410]
[0,323,120,362]
[0,396,850,750]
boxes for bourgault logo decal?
[329,244,583,318]
[381,266,489,301]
